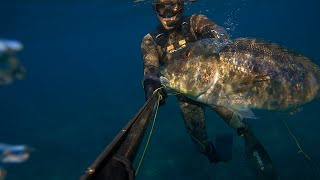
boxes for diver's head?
[152,0,184,31]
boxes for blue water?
[1,0,320,179]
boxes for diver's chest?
[159,35,195,65]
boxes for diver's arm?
[211,106,245,129]
[141,33,160,81]
[190,14,230,41]
[141,34,167,104]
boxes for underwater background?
[1,0,320,179]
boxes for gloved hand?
[143,78,167,106]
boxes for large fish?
[160,38,320,118]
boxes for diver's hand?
[143,79,167,106]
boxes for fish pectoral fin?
[223,75,272,95]
[226,105,257,119]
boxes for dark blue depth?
[0,0,320,179]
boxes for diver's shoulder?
[141,33,156,48]
[190,13,207,18]
[142,26,164,41]
[142,33,153,41]
[141,27,162,45]
[190,13,212,21]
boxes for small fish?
[0,39,23,55]
[0,143,33,164]
[160,38,320,118]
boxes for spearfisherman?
[141,0,277,178]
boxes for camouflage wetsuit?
[141,14,245,154]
